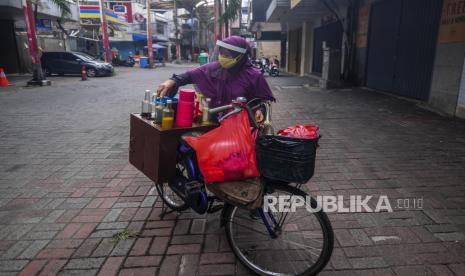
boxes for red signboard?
[124,2,133,23]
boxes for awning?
[152,44,166,49]
[132,34,169,43]
[143,44,167,49]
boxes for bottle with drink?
[202,98,211,125]
[155,97,164,125]
[194,93,203,124]
[150,94,157,120]
[141,90,152,118]
[161,99,174,129]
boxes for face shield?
[210,40,248,63]
[201,39,251,81]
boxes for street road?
[1,65,465,275]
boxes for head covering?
[187,36,275,108]
[211,36,250,74]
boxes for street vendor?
[156,36,275,121]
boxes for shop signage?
[438,0,465,43]
[113,5,126,13]
[79,5,128,25]
[134,13,145,23]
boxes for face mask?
[218,54,242,69]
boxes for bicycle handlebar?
[209,100,260,129]
[209,104,233,115]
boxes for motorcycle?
[261,63,279,77]
[112,56,135,67]
[252,59,262,70]
[268,64,279,77]
[252,58,279,77]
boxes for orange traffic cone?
[0,68,10,87]
[81,66,87,81]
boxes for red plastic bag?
[277,125,319,139]
[185,110,260,184]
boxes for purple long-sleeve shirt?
[170,61,275,108]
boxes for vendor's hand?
[255,109,265,123]
[156,79,176,98]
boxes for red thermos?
[175,89,195,127]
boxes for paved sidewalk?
[0,67,465,275]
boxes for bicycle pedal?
[185,181,203,192]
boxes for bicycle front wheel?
[224,183,334,276]
[155,159,190,211]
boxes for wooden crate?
[129,113,216,183]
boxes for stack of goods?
[140,89,212,129]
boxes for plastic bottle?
[194,93,203,124]
[202,98,211,124]
[161,99,174,129]
[175,89,195,127]
[150,95,157,120]
[141,90,151,117]
[155,97,164,125]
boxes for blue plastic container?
[139,57,148,68]
[155,96,178,113]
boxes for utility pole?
[224,0,228,38]
[214,0,219,41]
[146,0,154,67]
[99,0,111,63]
[191,2,195,62]
[173,0,181,62]
[22,0,49,85]
[146,0,154,66]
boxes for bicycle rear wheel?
[224,183,333,276]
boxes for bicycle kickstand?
[159,199,176,220]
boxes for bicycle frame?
[180,144,279,238]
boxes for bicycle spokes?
[226,185,333,276]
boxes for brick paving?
[0,66,464,275]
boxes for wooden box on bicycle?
[129,113,216,183]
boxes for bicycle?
[156,97,334,276]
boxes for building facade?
[75,0,171,61]
[247,0,284,64]
[0,0,80,74]
[258,0,465,118]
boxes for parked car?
[41,52,114,77]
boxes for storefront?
[311,20,343,75]
[78,4,129,57]
[0,20,20,74]
[365,0,442,101]
[287,27,302,75]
